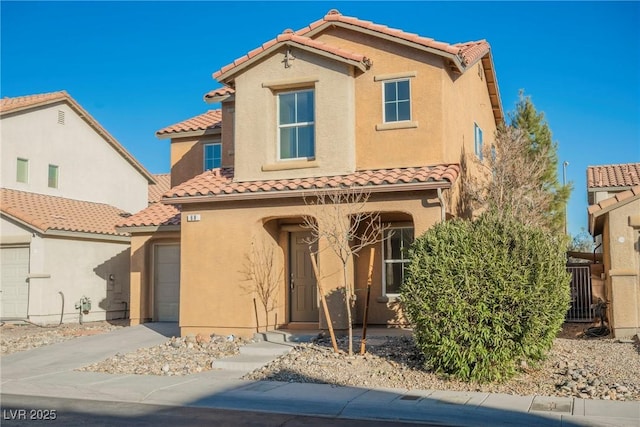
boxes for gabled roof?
[211,9,502,123]
[0,188,129,237]
[148,173,171,204]
[0,91,156,184]
[163,164,459,204]
[587,163,640,190]
[204,86,235,104]
[588,185,640,235]
[117,201,181,229]
[156,109,222,138]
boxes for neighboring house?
[587,163,640,205]
[587,162,640,338]
[119,10,503,337]
[0,91,155,323]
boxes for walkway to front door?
[289,231,318,322]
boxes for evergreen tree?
[510,90,571,234]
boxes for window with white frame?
[382,227,414,296]
[474,123,484,160]
[48,164,59,188]
[278,89,315,160]
[383,79,411,123]
[203,143,222,171]
[16,158,28,183]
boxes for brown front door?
[289,231,318,322]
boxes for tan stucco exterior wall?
[129,230,180,325]
[231,47,356,182]
[314,27,497,171]
[602,198,640,337]
[176,190,442,338]
[170,133,222,187]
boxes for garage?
[153,244,180,322]
[1,246,30,319]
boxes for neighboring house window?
[203,143,222,170]
[16,158,28,183]
[383,79,411,123]
[474,123,484,160]
[278,89,315,160]
[48,164,59,188]
[382,227,414,296]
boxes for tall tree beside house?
[510,90,572,234]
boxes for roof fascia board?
[163,181,452,205]
[0,212,45,234]
[204,94,235,104]
[304,21,465,72]
[157,128,221,140]
[115,225,181,234]
[588,186,634,193]
[44,229,131,242]
[480,53,504,124]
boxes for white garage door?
[1,247,30,319]
[154,244,180,322]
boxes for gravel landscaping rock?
[1,321,125,355]
[3,320,638,401]
[243,328,640,402]
[77,334,252,376]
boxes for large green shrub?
[400,212,571,382]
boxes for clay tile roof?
[0,91,155,184]
[588,185,640,215]
[117,202,181,228]
[156,110,222,136]
[0,188,129,236]
[0,90,68,113]
[587,163,640,189]
[203,86,235,102]
[163,165,459,201]
[148,173,171,204]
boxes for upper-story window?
[48,164,59,188]
[383,79,411,123]
[278,89,315,160]
[383,227,414,296]
[203,143,222,170]
[16,158,28,183]
[474,123,484,160]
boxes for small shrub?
[400,212,571,382]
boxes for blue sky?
[2,1,639,236]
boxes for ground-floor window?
[382,227,414,296]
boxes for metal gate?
[566,264,594,322]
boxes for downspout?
[437,188,446,222]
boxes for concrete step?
[239,340,296,356]
[254,330,319,344]
[211,354,282,372]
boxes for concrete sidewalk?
[1,323,638,426]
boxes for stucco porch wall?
[601,199,640,337]
[177,189,443,338]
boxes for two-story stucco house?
[119,10,503,337]
[0,91,155,323]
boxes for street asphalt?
[1,323,638,426]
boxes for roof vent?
[57,110,65,125]
[327,9,341,16]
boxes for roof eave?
[162,180,453,205]
[204,93,235,104]
[215,39,369,85]
[115,224,181,234]
[156,127,221,140]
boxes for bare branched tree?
[462,126,556,230]
[240,237,283,332]
[303,186,390,356]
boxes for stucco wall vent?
[57,110,65,125]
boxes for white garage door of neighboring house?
[1,246,30,319]
[154,244,180,322]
